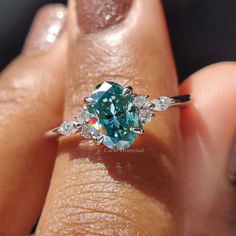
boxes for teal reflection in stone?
[87,81,140,150]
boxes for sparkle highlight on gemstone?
[151,96,173,111]
[87,81,141,150]
[58,121,79,136]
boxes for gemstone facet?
[151,96,173,111]
[75,109,90,124]
[138,107,155,124]
[58,121,79,136]
[87,81,140,150]
[81,124,93,139]
[133,94,149,109]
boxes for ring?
[46,81,190,150]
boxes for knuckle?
[0,58,61,121]
[39,159,173,235]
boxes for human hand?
[0,1,236,235]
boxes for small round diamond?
[138,108,155,124]
[133,94,149,109]
[58,121,79,136]
[75,109,90,124]
[81,121,102,139]
[81,125,93,139]
[133,95,155,124]
[151,96,173,111]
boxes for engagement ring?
[46,81,190,150]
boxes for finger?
[37,0,183,235]
[180,62,236,235]
[0,5,66,236]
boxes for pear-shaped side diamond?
[151,96,173,111]
[133,94,149,109]
[139,108,155,124]
[133,95,155,124]
[58,121,79,136]
[75,109,90,124]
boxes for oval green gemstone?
[87,81,140,150]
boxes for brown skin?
[0,37,66,236]
[0,1,236,236]
[181,62,236,236]
[37,0,182,235]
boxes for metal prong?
[95,135,104,145]
[148,102,155,110]
[84,97,95,105]
[122,86,133,96]
[83,104,88,111]
[131,127,144,135]
[73,123,82,130]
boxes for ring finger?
[37,0,183,235]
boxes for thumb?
[180,62,236,235]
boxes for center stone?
[87,81,140,150]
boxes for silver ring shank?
[45,94,191,138]
[170,94,191,107]
[45,128,61,138]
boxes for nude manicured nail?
[23,4,66,54]
[227,139,236,184]
[76,0,133,34]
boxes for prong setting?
[131,127,144,135]
[122,86,133,96]
[73,122,82,130]
[151,113,155,119]
[84,97,95,105]
[46,81,190,150]
[83,105,88,110]
[95,135,104,145]
[148,102,155,110]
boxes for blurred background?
[0,0,236,81]
[0,0,235,233]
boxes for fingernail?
[23,4,66,54]
[227,139,236,184]
[76,0,133,34]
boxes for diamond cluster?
[58,109,93,138]
[133,95,155,124]
[87,82,139,150]
[57,82,174,150]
